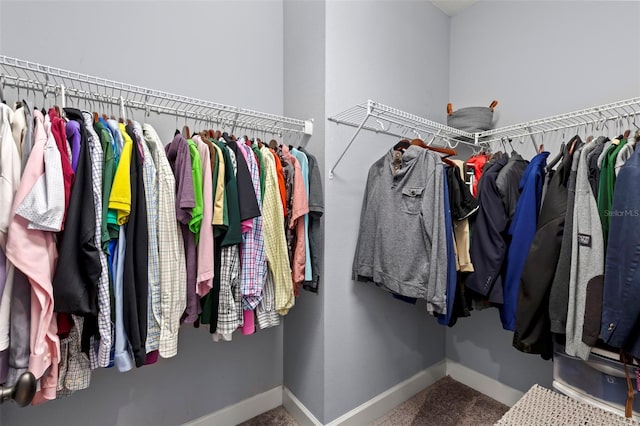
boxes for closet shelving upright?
[328,97,640,177]
[0,55,314,138]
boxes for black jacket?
[445,164,478,221]
[223,134,260,222]
[53,108,101,315]
[496,153,528,219]
[466,156,509,303]
[514,141,577,359]
[123,125,149,368]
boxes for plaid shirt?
[214,245,241,340]
[57,315,91,398]
[142,124,187,358]
[134,123,160,353]
[82,112,112,368]
[260,147,295,314]
[257,269,280,329]
[238,142,267,310]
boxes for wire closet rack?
[328,97,640,178]
[0,55,314,138]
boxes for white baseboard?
[445,360,523,407]
[325,360,447,426]
[181,386,283,426]
[283,387,323,426]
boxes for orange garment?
[271,149,288,218]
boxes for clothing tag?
[577,233,592,247]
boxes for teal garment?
[291,148,313,281]
[105,119,123,239]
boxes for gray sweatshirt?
[566,140,605,359]
[353,146,447,314]
[548,142,585,334]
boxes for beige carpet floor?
[240,376,509,425]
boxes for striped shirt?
[142,124,187,358]
[238,141,266,310]
[82,111,112,368]
[134,123,160,354]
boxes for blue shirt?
[113,225,133,372]
[438,167,457,326]
[501,151,549,331]
[291,148,312,282]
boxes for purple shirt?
[165,134,198,323]
[65,119,81,172]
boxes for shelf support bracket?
[329,102,372,179]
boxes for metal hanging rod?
[478,97,640,146]
[0,55,313,137]
[327,100,477,178]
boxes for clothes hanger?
[410,138,456,158]
[393,139,411,151]
[182,115,191,138]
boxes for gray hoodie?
[566,139,605,359]
[353,146,447,314]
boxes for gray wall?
[323,1,450,422]
[0,2,285,425]
[282,0,326,422]
[447,0,640,393]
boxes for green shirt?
[188,139,204,244]
[598,138,628,244]
[215,140,242,247]
[94,121,117,252]
[252,143,266,201]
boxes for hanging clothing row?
[353,123,640,363]
[0,96,323,404]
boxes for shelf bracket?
[329,102,372,179]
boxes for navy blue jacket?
[500,152,549,331]
[466,157,508,303]
[600,146,640,358]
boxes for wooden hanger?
[182,125,191,139]
[410,138,457,166]
[410,138,456,157]
[93,112,100,124]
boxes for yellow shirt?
[260,147,294,314]
[211,142,226,226]
[108,123,133,225]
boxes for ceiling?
[431,0,478,16]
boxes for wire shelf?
[328,100,477,177]
[328,97,640,177]
[477,97,640,146]
[0,55,313,137]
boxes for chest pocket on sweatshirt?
[401,186,424,215]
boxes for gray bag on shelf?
[447,100,498,133]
